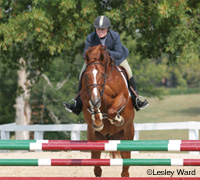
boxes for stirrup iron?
[64,99,76,113]
[136,95,149,110]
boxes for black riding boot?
[129,77,149,111]
[64,82,82,115]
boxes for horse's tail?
[109,151,121,159]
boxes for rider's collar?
[100,36,107,40]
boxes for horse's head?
[85,44,110,67]
[84,45,109,109]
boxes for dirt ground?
[0,151,199,178]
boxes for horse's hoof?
[92,122,104,131]
[94,166,102,177]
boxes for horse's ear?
[100,52,104,61]
[85,53,90,62]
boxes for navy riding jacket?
[82,30,129,66]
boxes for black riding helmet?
[94,16,111,29]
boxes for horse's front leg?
[107,92,127,126]
[120,123,134,177]
[91,151,102,177]
[89,101,104,131]
[120,151,131,177]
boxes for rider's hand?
[105,48,110,55]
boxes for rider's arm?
[109,34,124,61]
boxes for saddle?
[115,65,142,108]
[115,65,135,95]
[117,65,129,81]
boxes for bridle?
[84,58,114,117]
[84,54,114,99]
[85,61,107,97]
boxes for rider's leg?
[64,62,86,115]
[64,82,82,115]
[120,60,149,111]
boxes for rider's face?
[96,28,108,38]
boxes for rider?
[64,15,149,115]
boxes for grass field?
[134,93,200,140]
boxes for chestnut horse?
[81,44,135,177]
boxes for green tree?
[98,0,199,63]
[165,57,200,88]
[0,0,200,129]
[122,33,167,98]
[30,54,84,125]
[0,0,98,76]
[1,0,199,73]
[0,59,17,124]
[0,0,99,133]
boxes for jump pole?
[0,178,199,180]
[0,140,199,144]
[0,158,199,166]
[0,142,200,151]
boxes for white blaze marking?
[92,69,98,96]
